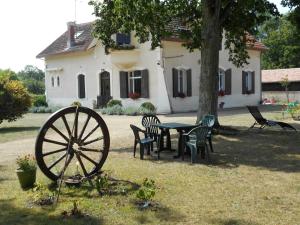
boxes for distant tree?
[0,69,18,80]
[259,15,300,69]
[280,75,290,103]
[17,65,45,95]
[0,72,31,124]
[282,0,300,30]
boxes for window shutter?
[251,71,255,94]
[119,71,128,98]
[141,69,149,98]
[225,69,232,95]
[242,71,247,94]
[78,75,85,99]
[172,68,179,97]
[125,34,131,45]
[186,69,192,97]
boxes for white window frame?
[128,71,142,94]
[177,69,187,94]
[218,69,225,91]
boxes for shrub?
[124,107,139,116]
[71,101,82,107]
[107,99,122,107]
[16,154,36,171]
[33,95,48,107]
[136,178,156,204]
[100,105,123,115]
[0,75,31,124]
[140,102,156,112]
[138,107,156,115]
[29,106,60,113]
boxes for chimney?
[67,21,76,48]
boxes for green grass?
[0,107,299,224]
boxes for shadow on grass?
[0,199,103,225]
[0,126,40,134]
[210,218,261,225]
[110,125,300,173]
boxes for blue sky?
[0,0,290,72]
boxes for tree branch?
[219,1,235,25]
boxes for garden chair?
[247,106,296,131]
[199,115,215,152]
[130,124,155,160]
[141,114,170,154]
[183,126,211,163]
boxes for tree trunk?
[197,0,222,123]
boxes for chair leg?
[133,141,137,157]
[140,145,144,160]
[190,146,197,164]
[200,146,205,159]
[205,143,211,163]
[208,136,214,152]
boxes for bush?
[107,99,122,108]
[138,107,156,115]
[123,107,139,116]
[71,101,82,107]
[100,105,123,115]
[0,75,31,124]
[29,106,59,113]
[140,102,156,111]
[33,95,48,107]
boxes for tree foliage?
[259,15,300,69]
[0,73,31,124]
[17,65,45,95]
[282,0,300,30]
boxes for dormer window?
[116,33,131,45]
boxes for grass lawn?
[0,107,299,225]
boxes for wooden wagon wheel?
[35,106,110,181]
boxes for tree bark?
[197,0,222,124]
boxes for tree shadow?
[0,199,103,225]
[0,126,40,134]
[210,218,261,225]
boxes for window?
[116,33,131,45]
[178,69,187,94]
[128,71,142,95]
[51,77,54,87]
[218,69,225,91]
[78,74,86,99]
[242,70,255,94]
[57,76,60,87]
[245,71,252,91]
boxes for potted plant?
[129,92,141,100]
[16,154,37,189]
[218,90,225,97]
[178,92,186,98]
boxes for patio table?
[153,123,197,159]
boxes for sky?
[0,0,290,72]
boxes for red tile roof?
[262,68,300,83]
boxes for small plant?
[95,174,109,195]
[16,154,36,171]
[136,178,156,208]
[140,102,156,111]
[33,95,48,107]
[107,99,122,107]
[218,90,225,97]
[123,107,139,116]
[101,105,124,115]
[71,101,82,107]
[32,182,55,206]
[62,200,85,218]
[129,92,141,100]
[177,92,186,98]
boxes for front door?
[98,71,111,107]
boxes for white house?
[37,21,266,113]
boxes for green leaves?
[136,178,156,202]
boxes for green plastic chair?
[199,115,215,152]
[183,126,210,163]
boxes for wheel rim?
[35,106,110,181]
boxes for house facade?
[262,68,300,103]
[37,22,266,113]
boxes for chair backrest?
[201,115,215,128]
[186,126,210,147]
[247,106,266,125]
[130,124,142,141]
[141,115,161,135]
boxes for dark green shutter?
[186,69,192,97]
[78,74,85,99]
[225,69,232,95]
[119,71,128,98]
[141,69,149,98]
[251,71,255,94]
[173,68,179,97]
[242,71,247,94]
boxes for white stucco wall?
[162,41,262,112]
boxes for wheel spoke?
[79,147,103,153]
[82,136,103,146]
[61,115,72,137]
[50,125,69,142]
[48,153,67,170]
[44,138,68,146]
[79,152,98,166]
[74,109,79,140]
[75,152,89,176]
[78,115,91,141]
[81,124,100,143]
[43,147,67,157]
